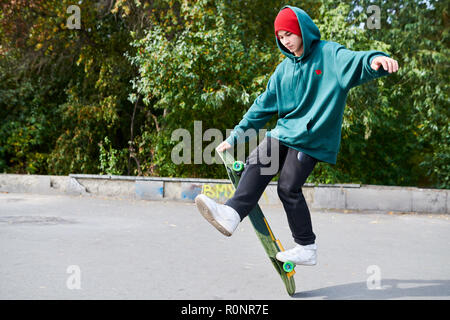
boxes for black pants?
[225,137,318,245]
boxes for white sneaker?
[276,243,317,266]
[195,194,241,236]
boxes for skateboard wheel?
[283,261,295,273]
[232,161,244,173]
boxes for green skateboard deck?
[217,150,296,296]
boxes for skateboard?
[216,150,296,296]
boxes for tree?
[1,0,447,188]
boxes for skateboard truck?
[283,261,295,273]
[232,160,245,176]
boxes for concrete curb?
[0,173,448,214]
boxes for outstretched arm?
[333,44,398,90]
[370,56,399,73]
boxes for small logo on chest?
[315,69,322,75]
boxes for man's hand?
[371,56,399,73]
[216,141,232,152]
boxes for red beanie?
[274,8,301,38]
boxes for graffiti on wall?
[201,183,270,203]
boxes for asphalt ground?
[0,192,449,300]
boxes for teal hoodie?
[225,5,391,164]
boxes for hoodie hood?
[275,6,321,61]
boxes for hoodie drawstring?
[292,59,302,92]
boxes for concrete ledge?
[0,174,448,214]
[0,174,72,195]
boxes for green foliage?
[0,0,448,188]
[126,0,281,177]
[343,0,449,188]
[308,0,449,188]
[99,136,128,175]
[0,47,58,174]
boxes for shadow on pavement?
[292,279,450,299]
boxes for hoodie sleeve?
[333,44,390,91]
[225,73,278,146]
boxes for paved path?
[0,192,449,299]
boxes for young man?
[195,6,398,266]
